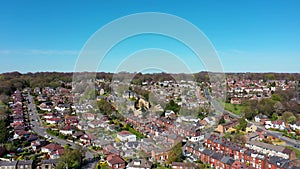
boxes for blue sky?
[0,0,300,73]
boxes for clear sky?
[0,0,300,73]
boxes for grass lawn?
[127,127,144,139]
[286,146,300,158]
[225,103,244,115]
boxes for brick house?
[106,154,126,169]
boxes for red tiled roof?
[60,125,75,131]
[65,116,78,119]
[117,131,132,136]
[107,154,125,165]
[43,143,63,151]
[48,117,62,122]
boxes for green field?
[224,103,244,115]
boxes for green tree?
[257,98,275,117]
[164,100,180,114]
[271,94,282,102]
[97,99,114,115]
[237,118,248,131]
[287,115,296,124]
[167,142,182,163]
[0,118,8,143]
[218,116,226,124]
[5,142,17,152]
[271,113,278,121]
[282,112,294,122]
[57,147,82,169]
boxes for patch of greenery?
[286,146,300,158]
[0,118,9,143]
[164,100,180,114]
[123,124,144,139]
[57,147,82,169]
[168,141,182,163]
[46,129,59,136]
[224,103,244,115]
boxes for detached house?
[43,113,55,119]
[106,154,126,169]
[84,113,95,121]
[255,114,269,124]
[50,148,64,159]
[59,125,75,135]
[246,123,258,133]
[117,131,137,142]
[46,117,63,125]
[127,159,153,169]
[65,116,78,126]
[41,143,64,159]
[230,98,242,104]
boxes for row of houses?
[126,113,205,143]
[0,159,59,169]
[184,134,299,169]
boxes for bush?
[46,129,59,136]
[58,133,67,139]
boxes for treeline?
[130,72,300,83]
[1,71,300,96]
[0,72,73,95]
[0,102,10,143]
[227,72,300,81]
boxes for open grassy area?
[286,146,300,158]
[224,103,244,115]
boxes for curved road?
[27,94,98,168]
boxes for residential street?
[26,94,98,167]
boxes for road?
[204,89,300,148]
[27,94,98,168]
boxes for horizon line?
[1,70,300,75]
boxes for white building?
[117,131,136,142]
